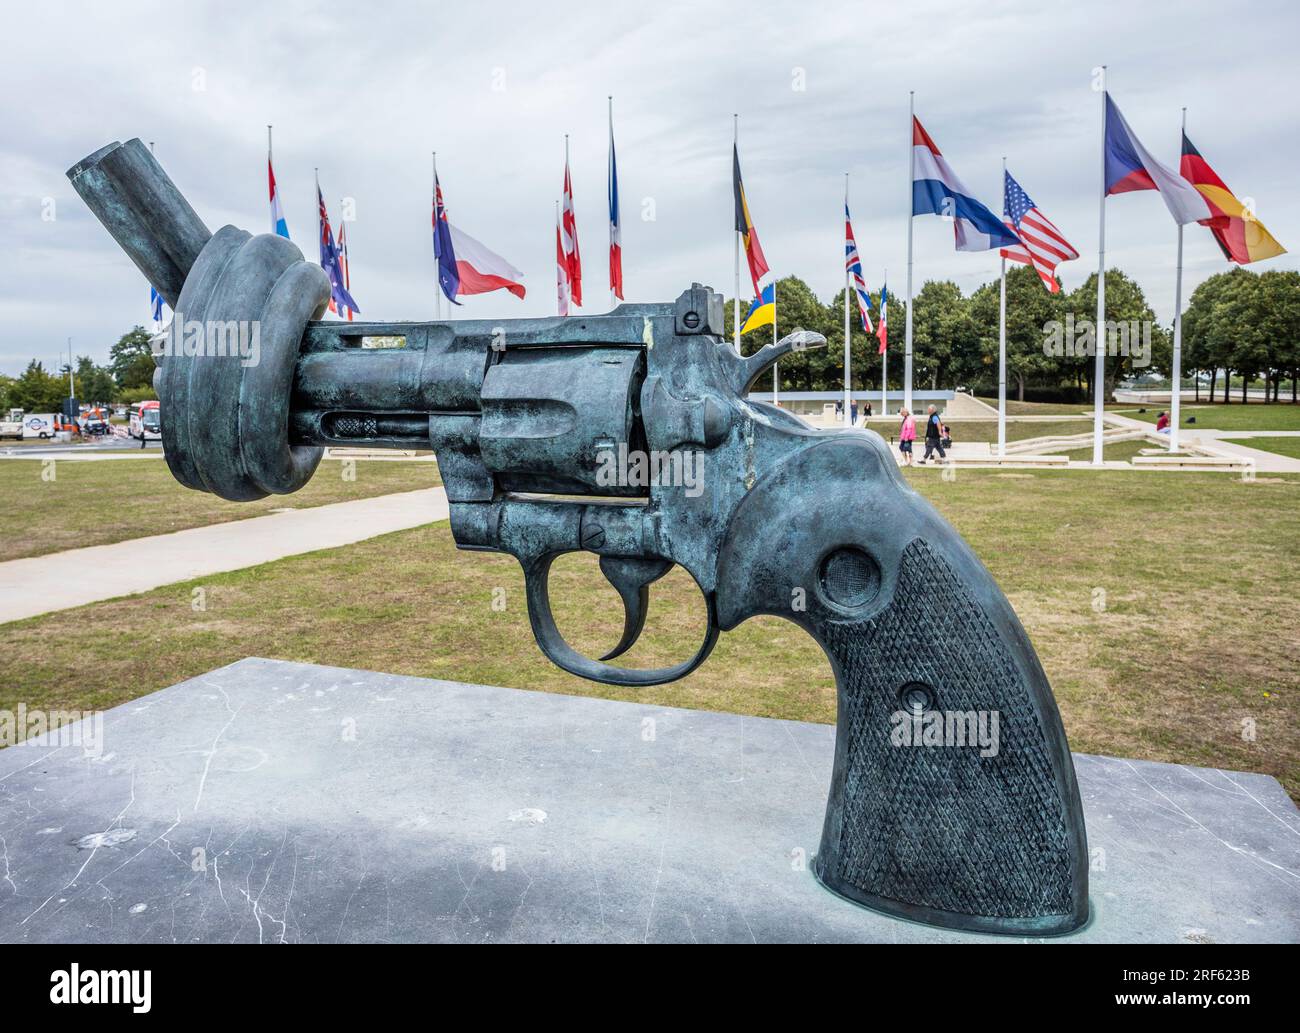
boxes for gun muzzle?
[66,138,212,309]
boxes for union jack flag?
[1000,170,1078,293]
[844,204,874,332]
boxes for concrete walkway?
[0,487,449,625]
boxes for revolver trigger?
[597,555,673,661]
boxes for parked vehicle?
[128,400,161,445]
[0,408,24,439]
[22,413,58,439]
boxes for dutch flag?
[911,117,1019,252]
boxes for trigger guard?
[521,553,719,686]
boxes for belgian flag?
[1180,133,1286,265]
[733,144,770,295]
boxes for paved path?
[0,487,449,625]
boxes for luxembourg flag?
[433,176,525,303]
[268,158,289,239]
[911,117,1020,252]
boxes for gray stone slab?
[0,658,1296,944]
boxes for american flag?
[844,204,874,333]
[1000,170,1077,292]
[562,148,582,307]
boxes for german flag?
[1180,133,1286,265]
[733,144,770,295]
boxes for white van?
[23,413,57,439]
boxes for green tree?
[109,325,156,390]
[910,280,973,390]
[967,265,1066,401]
[8,361,66,413]
[75,355,118,404]
[1065,270,1165,402]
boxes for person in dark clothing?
[920,404,946,463]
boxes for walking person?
[920,404,946,463]
[897,408,916,466]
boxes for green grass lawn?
[1127,403,1300,432]
[2,467,1296,796]
[1059,440,1150,463]
[927,420,1094,445]
[974,397,1129,416]
[0,457,441,562]
[1241,437,1300,460]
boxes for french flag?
[911,117,1020,252]
[268,159,289,239]
[1104,94,1212,225]
[608,111,623,301]
[434,177,525,303]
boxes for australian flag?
[317,187,359,315]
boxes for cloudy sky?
[2,0,1297,375]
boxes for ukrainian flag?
[741,283,775,334]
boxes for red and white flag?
[556,202,570,316]
[562,146,582,307]
[1000,170,1078,293]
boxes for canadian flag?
[561,146,582,307]
[556,202,569,316]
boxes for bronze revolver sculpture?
[69,139,1088,935]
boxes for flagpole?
[998,156,1008,457]
[844,172,852,426]
[1170,107,1187,452]
[881,267,888,417]
[432,151,440,321]
[772,277,779,405]
[609,95,616,312]
[904,90,915,416]
[733,114,741,352]
[1092,67,1108,466]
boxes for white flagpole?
[844,172,852,426]
[904,90,915,416]
[998,156,1008,457]
[432,151,440,321]
[881,267,888,417]
[609,95,616,311]
[772,277,779,405]
[733,114,741,352]
[1170,107,1187,452]
[1092,68,1108,466]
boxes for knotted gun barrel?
[69,139,1090,936]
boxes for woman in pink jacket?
[898,408,916,466]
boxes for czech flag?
[433,176,525,303]
[741,282,775,334]
[1180,133,1286,265]
[1103,95,1211,225]
[911,117,1019,252]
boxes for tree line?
[732,265,1299,402]
[3,267,1296,412]
[0,327,155,413]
